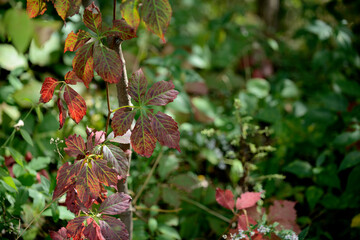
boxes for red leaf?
[65,70,82,85]
[237,214,257,230]
[102,19,137,40]
[99,216,129,240]
[83,218,105,240]
[111,109,135,137]
[64,134,86,157]
[131,114,157,157]
[54,0,81,21]
[73,42,94,88]
[53,161,81,200]
[120,0,140,29]
[99,192,131,215]
[66,216,89,236]
[64,30,91,53]
[141,0,172,43]
[93,44,122,84]
[215,188,235,210]
[268,200,301,234]
[83,2,102,34]
[57,98,67,129]
[49,227,68,240]
[26,0,47,18]
[92,159,118,188]
[145,81,178,106]
[129,68,147,104]
[236,192,262,210]
[150,111,180,152]
[102,144,129,179]
[39,77,59,103]
[87,130,106,152]
[63,85,87,124]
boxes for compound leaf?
[102,19,137,40]
[63,85,87,124]
[129,68,147,104]
[99,192,131,215]
[93,44,122,84]
[83,219,104,240]
[141,0,172,43]
[216,188,235,210]
[111,109,135,137]
[103,144,129,179]
[54,0,82,21]
[150,111,180,152]
[64,134,86,157]
[100,215,129,240]
[64,30,91,53]
[66,216,89,236]
[76,161,101,203]
[39,77,59,103]
[145,80,178,106]
[72,42,94,88]
[65,70,82,85]
[26,0,47,18]
[92,159,118,189]
[120,0,140,29]
[53,161,80,199]
[83,2,102,34]
[131,113,157,157]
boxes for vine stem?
[105,83,111,133]
[133,148,163,205]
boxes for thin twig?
[133,149,163,205]
[105,83,111,133]
[181,196,231,223]
[113,0,116,20]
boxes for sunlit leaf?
[111,109,135,137]
[129,68,147,104]
[26,0,47,18]
[145,81,178,106]
[120,0,140,29]
[39,77,59,103]
[63,85,87,124]
[64,30,91,53]
[103,144,129,179]
[131,113,157,157]
[150,111,180,152]
[65,70,82,85]
[141,0,172,43]
[99,192,131,215]
[83,2,102,34]
[102,19,137,40]
[54,0,81,21]
[93,44,122,84]
[100,215,129,240]
[72,42,94,88]
[64,134,86,157]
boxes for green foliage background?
[1,0,360,239]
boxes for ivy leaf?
[65,70,82,85]
[53,161,80,200]
[102,19,137,41]
[145,81,178,106]
[64,134,86,157]
[236,192,262,210]
[103,144,129,179]
[141,0,172,43]
[64,30,91,53]
[26,0,47,18]
[131,114,157,157]
[93,44,122,84]
[63,85,87,124]
[100,215,129,240]
[111,109,136,137]
[66,216,89,236]
[83,2,102,34]
[57,98,67,129]
[120,0,140,30]
[129,68,147,103]
[54,0,82,21]
[98,192,131,215]
[150,111,180,152]
[39,77,59,103]
[216,188,235,210]
[72,42,94,88]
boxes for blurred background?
[1,0,360,239]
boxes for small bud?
[14,119,24,130]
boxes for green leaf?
[158,155,179,180]
[121,0,140,29]
[162,187,180,208]
[7,147,24,167]
[0,44,28,71]
[339,151,360,171]
[2,176,17,191]
[246,78,270,99]
[306,186,323,210]
[141,0,172,43]
[28,157,51,171]
[20,129,34,146]
[298,226,310,240]
[148,217,158,233]
[283,160,312,178]
[158,225,181,240]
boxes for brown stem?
[113,0,116,20]
[105,83,111,133]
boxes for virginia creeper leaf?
[100,215,129,240]
[39,77,59,103]
[66,216,89,236]
[141,0,172,43]
[53,161,80,199]
[131,113,157,157]
[102,144,129,179]
[98,192,131,215]
[120,0,140,29]
[65,70,82,85]
[145,80,178,106]
[129,68,147,103]
[93,44,122,84]
[26,0,47,18]
[92,159,118,189]
[49,227,68,240]
[150,111,180,152]
[87,130,106,152]
[63,85,87,124]
[54,0,81,21]
[216,188,235,210]
[102,19,137,40]
[83,219,105,240]
[268,200,301,234]
[111,109,135,137]
[237,214,257,231]
[64,134,86,157]
[64,30,91,53]
[83,2,102,34]
[72,42,94,88]
[236,192,262,210]
[57,98,67,129]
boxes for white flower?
[257,225,271,234]
[13,119,24,130]
[223,235,227,239]
[284,233,298,240]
